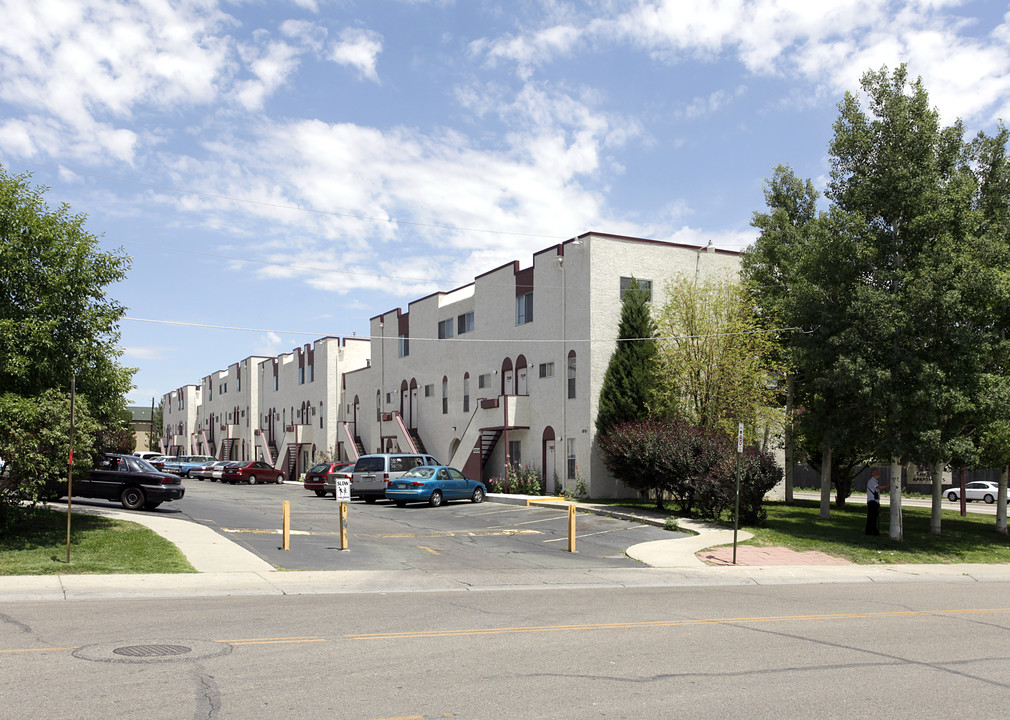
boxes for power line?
[124,316,807,342]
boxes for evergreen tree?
[595,278,658,436]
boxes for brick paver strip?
[698,546,853,566]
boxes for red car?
[221,461,285,485]
[304,461,354,497]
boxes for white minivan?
[351,453,439,502]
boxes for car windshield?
[402,467,436,479]
[308,463,330,473]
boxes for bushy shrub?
[486,463,544,495]
[600,419,781,522]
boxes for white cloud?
[0,0,234,162]
[124,345,170,361]
[154,81,643,293]
[471,0,1010,126]
[330,28,383,82]
[254,331,284,356]
[234,36,304,110]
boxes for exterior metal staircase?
[409,429,428,455]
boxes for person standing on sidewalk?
[865,468,888,536]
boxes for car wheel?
[314,490,327,497]
[144,500,162,510]
[471,487,485,504]
[429,490,443,508]
[395,501,406,508]
[947,491,958,502]
[985,494,995,504]
[276,474,285,484]
[120,486,145,511]
[248,475,258,485]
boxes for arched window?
[463,373,470,413]
[567,350,576,399]
[442,376,449,415]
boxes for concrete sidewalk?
[5,495,1010,602]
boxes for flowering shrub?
[486,463,545,495]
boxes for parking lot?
[166,478,679,572]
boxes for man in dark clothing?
[865,468,888,536]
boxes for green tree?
[0,166,135,526]
[652,273,783,442]
[745,66,1010,537]
[595,278,658,435]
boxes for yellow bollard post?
[339,501,348,550]
[282,500,290,551]
[568,504,576,553]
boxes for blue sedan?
[385,465,487,507]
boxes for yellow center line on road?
[222,636,327,646]
[417,546,440,555]
[7,607,1010,656]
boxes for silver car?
[350,453,439,503]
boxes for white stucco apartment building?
[341,232,740,497]
[161,232,740,495]
[161,337,370,479]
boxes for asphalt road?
[168,478,679,571]
[3,579,1010,719]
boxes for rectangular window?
[508,440,521,465]
[620,277,653,302]
[567,355,576,399]
[539,362,554,378]
[398,333,409,357]
[567,438,576,480]
[309,363,314,382]
[516,292,533,325]
[438,319,454,339]
[478,373,490,389]
[299,367,305,384]
[273,375,278,391]
[424,384,434,397]
[236,377,241,392]
[386,392,392,404]
[457,311,474,334]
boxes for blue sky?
[1,0,1009,406]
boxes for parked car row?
[305,453,487,508]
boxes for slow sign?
[333,477,351,503]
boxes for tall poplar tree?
[595,278,658,436]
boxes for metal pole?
[567,504,576,552]
[733,422,743,565]
[282,501,290,550]
[65,373,76,564]
[339,501,348,550]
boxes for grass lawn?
[0,507,196,575]
[748,500,1010,564]
[599,498,1010,564]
